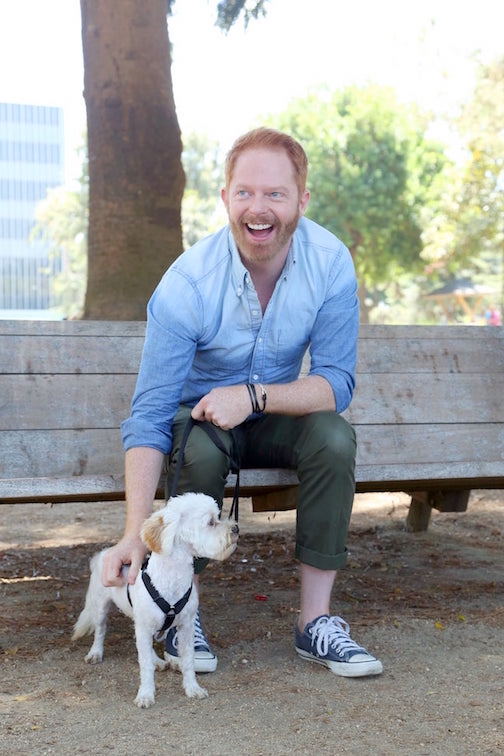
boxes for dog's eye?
[208,517,217,527]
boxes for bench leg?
[406,490,471,532]
[406,493,433,532]
[252,487,298,512]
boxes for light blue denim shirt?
[121,216,359,454]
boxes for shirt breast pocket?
[274,332,308,368]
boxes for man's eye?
[237,190,248,197]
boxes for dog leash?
[167,417,241,522]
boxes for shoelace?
[309,615,365,657]
[193,615,208,647]
[170,611,208,650]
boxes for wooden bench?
[1,320,502,531]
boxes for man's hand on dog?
[101,536,147,587]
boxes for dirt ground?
[1,490,503,755]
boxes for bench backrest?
[0,321,503,502]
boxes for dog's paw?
[153,653,169,671]
[165,656,181,673]
[85,650,103,664]
[134,690,155,709]
[183,682,208,699]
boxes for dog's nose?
[232,524,239,535]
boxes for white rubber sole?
[295,647,383,677]
[164,651,218,674]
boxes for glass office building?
[0,102,65,311]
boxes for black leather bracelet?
[249,383,261,413]
[247,383,266,414]
[246,383,257,413]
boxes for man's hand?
[192,384,252,429]
[101,535,147,587]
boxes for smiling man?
[102,127,383,680]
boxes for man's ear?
[299,189,310,216]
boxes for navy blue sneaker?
[164,610,217,673]
[295,615,383,677]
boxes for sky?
[0,0,503,183]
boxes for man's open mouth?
[246,222,273,239]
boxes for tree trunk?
[80,0,185,320]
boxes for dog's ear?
[140,513,165,554]
[141,509,180,555]
[156,515,178,555]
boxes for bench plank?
[1,423,502,479]
[1,423,502,504]
[1,335,144,375]
[0,375,137,429]
[0,320,145,337]
[2,323,502,375]
[2,372,502,430]
[347,374,504,423]
[355,331,503,373]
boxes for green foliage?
[453,56,504,263]
[216,0,269,32]
[182,132,223,202]
[268,85,449,318]
[182,188,227,248]
[416,57,503,321]
[31,144,88,319]
[181,132,226,247]
[167,0,269,30]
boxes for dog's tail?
[71,609,95,640]
[71,553,102,641]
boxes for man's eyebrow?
[235,183,290,192]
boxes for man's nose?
[249,193,268,213]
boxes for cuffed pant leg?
[294,412,356,570]
[166,406,233,573]
[238,412,356,571]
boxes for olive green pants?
[166,406,356,573]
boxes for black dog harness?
[127,557,193,641]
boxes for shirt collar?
[228,227,297,298]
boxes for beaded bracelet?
[257,383,267,412]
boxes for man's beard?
[230,211,301,264]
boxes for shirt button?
[253,374,259,381]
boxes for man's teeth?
[248,223,272,230]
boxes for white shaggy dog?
[72,493,239,708]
